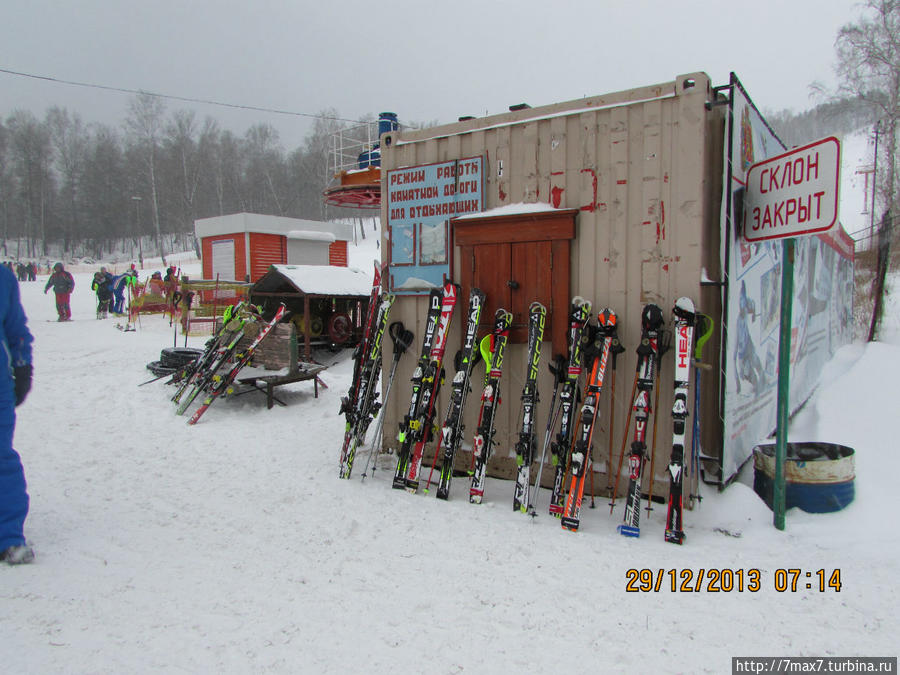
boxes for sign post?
[744,136,840,530]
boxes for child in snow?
[91,271,113,319]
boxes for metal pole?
[870,121,880,249]
[774,237,794,531]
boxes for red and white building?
[194,213,353,283]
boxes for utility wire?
[0,66,359,124]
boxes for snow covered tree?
[832,0,900,340]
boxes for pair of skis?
[394,281,460,492]
[612,298,702,544]
[187,303,288,425]
[339,293,398,478]
[468,307,513,503]
[339,263,388,476]
[559,308,624,531]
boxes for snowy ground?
[1,251,898,673]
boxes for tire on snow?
[159,347,203,368]
[146,360,177,377]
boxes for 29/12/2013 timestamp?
[624,568,842,593]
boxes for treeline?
[764,94,881,147]
[0,93,374,261]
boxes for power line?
[0,66,359,124]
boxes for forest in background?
[0,91,878,265]
[0,93,385,263]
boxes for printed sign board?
[386,157,484,293]
[744,137,841,242]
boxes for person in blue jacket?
[0,264,35,564]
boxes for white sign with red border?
[744,136,841,242]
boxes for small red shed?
[194,213,353,282]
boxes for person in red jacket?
[43,262,75,321]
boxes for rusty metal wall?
[378,73,726,503]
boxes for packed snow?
[1,245,898,673]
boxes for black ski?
[512,302,546,512]
[618,303,664,537]
[340,293,396,479]
[548,297,593,516]
[393,288,446,488]
[469,308,513,504]
[435,288,486,500]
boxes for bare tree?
[46,107,87,251]
[831,0,900,340]
[5,110,53,257]
[125,92,167,265]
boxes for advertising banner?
[719,75,854,483]
[386,156,483,293]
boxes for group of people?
[42,262,142,322]
[7,262,38,282]
[0,260,190,564]
[90,267,137,320]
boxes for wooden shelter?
[249,264,373,359]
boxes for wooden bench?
[228,322,328,409]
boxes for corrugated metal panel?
[379,73,726,497]
[329,240,348,267]
[249,233,286,282]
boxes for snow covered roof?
[194,213,352,241]
[254,264,373,297]
[286,230,336,243]
[453,202,573,220]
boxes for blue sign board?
[386,156,483,293]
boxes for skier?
[0,263,35,564]
[110,270,135,316]
[44,262,76,321]
[91,271,113,319]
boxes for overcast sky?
[2,0,862,151]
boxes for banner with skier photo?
[719,75,855,483]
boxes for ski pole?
[605,337,625,493]
[609,369,639,513]
[644,329,671,517]
[528,354,565,517]
[690,314,714,506]
[423,364,456,492]
[362,321,413,480]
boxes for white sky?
[1,0,862,150]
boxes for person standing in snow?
[91,271,113,319]
[0,263,35,564]
[44,262,75,321]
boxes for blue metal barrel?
[753,442,855,513]
[378,112,399,138]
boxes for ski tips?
[572,296,592,314]
[641,304,664,330]
[673,296,696,321]
[596,307,617,328]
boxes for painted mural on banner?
[387,157,484,293]
[718,75,854,483]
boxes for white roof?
[270,264,373,296]
[194,213,352,241]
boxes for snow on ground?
[1,251,898,673]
